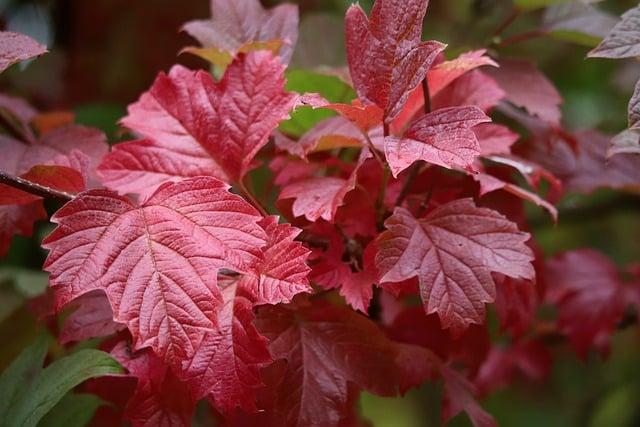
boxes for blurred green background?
[1,0,640,426]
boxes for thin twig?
[0,170,74,201]
[492,7,520,38]
[238,179,268,217]
[499,30,547,48]
[361,131,385,170]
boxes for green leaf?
[280,69,355,137]
[0,334,49,419]
[39,393,104,427]
[4,349,122,427]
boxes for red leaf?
[336,242,378,313]
[440,364,497,427]
[475,123,518,156]
[182,0,299,65]
[345,0,445,121]
[493,274,537,338]
[182,278,271,412]
[279,149,371,222]
[384,106,490,177]
[99,52,298,194]
[0,31,47,73]
[43,177,267,369]
[0,203,46,257]
[0,165,84,205]
[238,216,312,306]
[545,249,625,357]
[376,198,534,334]
[111,342,196,427]
[60,291,125,344]
[486,60,562,125]
[254,301,433,427]
[431,70,505,112]
[301,97,384,132]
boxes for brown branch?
[0,170,74,202]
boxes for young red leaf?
[279,148,371,222]
[99,52,298,195]
[475,123,518,156]
[345,0,445,121]
[60,291,125,344]
[589,5,640,59]
[111,342,196,427]
[182,0,299,65]
[254,301,433,426]
[182,278,271,413]
[43,177,267,368]
[486,60,562,125]
[376,198,535,334]
[384,106,490,177]
[0,31,47,73]
[545,249,625,357]
[431,70,505,113]
[440,364,497,427]
[336,242,378,314]
[238,216,312,306]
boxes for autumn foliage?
[0,0,639,426]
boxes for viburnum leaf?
[431,70,505,112]
[181,277,271,413]
[182,0,299,65]
[589,4,640,58]
[42,177,267,369]
[475,123,519,156]
[440,364,497,427]
[59,291,125,344]
[384,106,490,177]
[252,300,433,427]
[486,60,563,125]
[337,242,379,314]
[608,129,640,157]
[628,79,640,130]
[345,0,445,121]
[0,165,84,205]
[98,52,298,195]
[543,3,618,47]
[0,204,46,257]
[376,198,535,334]
[493,274,537,339]
[279,148,371,222]
[545,249,625,357]
[0,31,47,73]
[111,342,196,427]
[238,216,311,306]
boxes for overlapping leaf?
[376,198,535,333]
[0,31,47,73]
[589,4,640,58]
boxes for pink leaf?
[376,198,534,334]
[0,31,47,73]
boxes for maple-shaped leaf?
[111,342,196,427]
[0,31,47,73]
[493,274,537,339]
[279,148,371,222]
[253,301,433,427]
[43,177,267,368]
[384,106,490,177]
[486,60,562,125]
[376,198,535,334]
[60,291,125,344]
[182,0,299,65]
[345,0,445,121]
[182,277,271,413]
[589,4,640,59]
[238,216,311,306]
[98,52,298,195]
[545,249,625,357]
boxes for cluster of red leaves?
[1,0,640,426]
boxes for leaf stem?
[238,178,268,217]
[0,170,74,202]
[492,7,520,38]
[499,30,547,48]
[376,123,392,229]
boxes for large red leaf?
[182,0,299,65]
[384,106,490,177]
[43,177,267,369]
[111,342,196,427]
[376,198,535,334]
[345,0,445,121]
[182,278,271,413]
[252,301,433,427]
[98,52,298,195]
[545,249,625,357]
[0,31,47,73]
